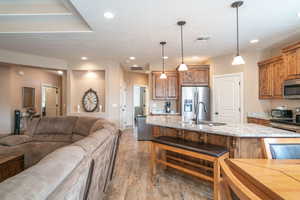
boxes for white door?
[213,73,243,123]
[45,87,59,117]
[119,86,127,130]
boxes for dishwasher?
[135,115,152,141]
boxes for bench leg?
[213,160,220,200]
[151,142,157,177]
[161,150,167,170]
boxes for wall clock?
[82,88,99,112]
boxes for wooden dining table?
[227,159,300,200]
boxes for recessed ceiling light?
[163,56,168,59]
[129,56,136,60]
[250,39,259,44]
[192,56,200,60]
[81,57,88,60]
[57,71,63,75]
[133,64,138,67]
[104,12,114,19]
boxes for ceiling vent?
[130,67,144,71]
[196,36,210,41]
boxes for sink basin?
[191,120,226,126]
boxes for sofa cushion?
[25,118,40,136]
[0,145,86,200]
[34,116,78,135]
[73,117,104,136]
[0,135,32,146]
[32,135,72,143]
[73,129,112,154]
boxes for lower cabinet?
[247,117,270,127]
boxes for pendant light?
[160,41,167,79]
[231,1,245,66]
[177,21,188,71]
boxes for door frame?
[41,84,60,117]
[212,72,244,123]
[132,84,148,127]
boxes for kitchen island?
[146,116,300,158]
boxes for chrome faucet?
[193,89,208,124]
[195,101,208,124]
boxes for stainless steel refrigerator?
[181,86,210,122]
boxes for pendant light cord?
[180,25,184,64]
[162,43,165,73]
[236,6,239,56]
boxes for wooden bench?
[151,136,229,200]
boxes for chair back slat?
[262,138,300,159]
[220,159,263,200]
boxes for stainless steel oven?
[283,79,300,99]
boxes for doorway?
[212,73,243,123]
[41,85,60,117]
[133,85,148,126]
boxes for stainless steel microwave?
[283,79,300,99]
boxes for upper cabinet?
[179,65,209,86]
[258,41,300,100]
[282,42,300,78]
[258,56,285,99]
[152,71,178,100]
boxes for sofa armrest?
[0,135,32,146]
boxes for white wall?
[68,61,124,126]
[209,42,300,121]
[70,70,105,113]
[0,66,12,133]
[0,48,67,69]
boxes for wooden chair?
[261,138,300,159]
[219,159,263,200]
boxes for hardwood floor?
[104,129,213,200]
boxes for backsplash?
[150,100,178,113]
[270,100,299,111]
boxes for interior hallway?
[104,129,213,200]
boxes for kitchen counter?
[150,112,180,116]
[247,112,272,120]
[146,116,300,138]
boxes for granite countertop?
[146,116,300,138]
[150,112,180,115]
[247,112,272,120]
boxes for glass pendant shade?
[232,55,245,65]
[160,73,167,79]
[231,1,245,66]
[178,63,188,71]
[177,21,188,71]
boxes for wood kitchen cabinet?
[258,56,286,99]
[247,117,270,127]
[282,42,300,78]
[179,65,209,86]
[152,71,178,100]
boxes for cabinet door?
[167,74,178,99]
[181,68,209,85]
[272,60,286,98]
[285,49,298,76]
[153,74,166,99]
[259,64,273,99]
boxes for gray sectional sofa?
[0,116,120,200]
